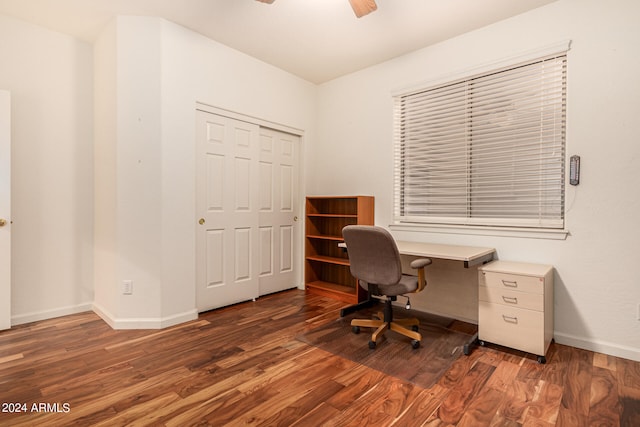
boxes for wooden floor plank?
[391,384,449,427]
[589,366,621,426]
[323,376,404,426]
[526,380,563,425]
[458,386,504,426]
[617,357,640,426]
[561,346,593,417]
[290,401,342,426]
[1,289,639,426]
[494,378,537,423]
[327,363,387,411]
[433,361,495,424]
[258,379,345,426]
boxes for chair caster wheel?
[352,326,360,334]
[537,356,546,364]
[411,339,420,349]
[411,325,419,332]
[368,340,376,349]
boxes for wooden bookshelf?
[305,196,374,304]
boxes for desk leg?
[463,333,479,355]
[340,298,376,317]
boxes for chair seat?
[376,274,418,297]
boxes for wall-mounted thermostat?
[570,155,580,186]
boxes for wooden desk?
[395,241,495,268]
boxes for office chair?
[342,225,431,349]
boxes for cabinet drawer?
[479,271,545,295]
[478,301,545,355]
[479,286,544,311]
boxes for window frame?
[391,42,571,239]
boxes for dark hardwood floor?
[1,289,639,426]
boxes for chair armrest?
[410,258,432,292]
[410,258,432,269]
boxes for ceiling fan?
[255,0,378,19]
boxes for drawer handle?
[502,280,518,288]
[502,315,518,324]
[502,296,518,304]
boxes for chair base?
[339,297,376,317]
[350,299,422,348]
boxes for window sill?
[389,222,569,240]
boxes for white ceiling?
[0,0,557,84]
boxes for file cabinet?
[478,261,554,363]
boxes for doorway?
[0,91,11,330]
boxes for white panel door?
[258,128,299,295]
[196,111,260,312]
[0,91,10,330]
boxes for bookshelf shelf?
[304,196,374,304]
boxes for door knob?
[294,216,298,222]
[0,218,6,227]
[198,218,205,225]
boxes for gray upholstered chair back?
[342,225,402,287]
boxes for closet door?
[257,128,299,296]
[196,111,260,311]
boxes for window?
[393,53,567,230]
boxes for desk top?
[395,241,495,267]
[339,240,496,267]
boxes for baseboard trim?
[92,303,198,330]
[554,332,640,362]
[11,302,94,326]
[399,307,640,362]
[12,303,639,362]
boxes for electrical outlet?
[122,280,133,295]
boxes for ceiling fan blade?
[349,0,377,18]
[256,0,377,18]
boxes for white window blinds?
[394,53,567,229]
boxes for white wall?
[92,16,317,327]
[93,20,117,322]
[93,17,165,326]
[158,19,317,317]
[0,14,94,324]
[312,0,640,361]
